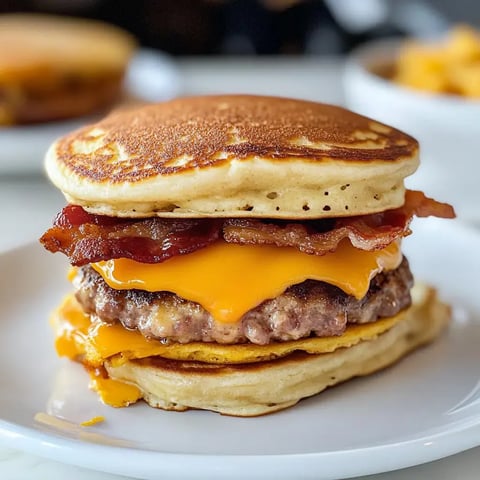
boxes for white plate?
[0,48,182,174]
[0,218,479,480]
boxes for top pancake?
[45,95,419,219]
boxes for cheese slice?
[92,240,401,324]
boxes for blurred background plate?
[0,48,182,175]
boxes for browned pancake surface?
[54,95,418,183]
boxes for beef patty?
[73,258,413,345]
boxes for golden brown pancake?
[0,14,136,125]
[45,95,419,219]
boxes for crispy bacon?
[223,190,455,253]
[40,191,455,266]
[40,205,222,266]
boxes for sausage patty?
[73,258,413,345]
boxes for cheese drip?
[50,296,142,407]
[92,240,401,324]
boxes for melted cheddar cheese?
[50,295,143,407]
[92,240,401,323]
[89,376,142,408]
[80,416,105,427]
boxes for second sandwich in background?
[0,13,136,125]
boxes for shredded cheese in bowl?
[394,25,480,98]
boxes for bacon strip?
[224,190,455,253]
[40,191,455,266]
[40,205,222,266]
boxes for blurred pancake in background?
[0,13,136,125]
[0,24,181,174]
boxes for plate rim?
[1,416,479,480]
[1,219,480,480]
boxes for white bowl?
[343,39,480,223]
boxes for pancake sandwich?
[0,14,135,125]
[40,95,455,416]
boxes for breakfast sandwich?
[0,13,136,125]
[40,95,455,416]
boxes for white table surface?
[0,56,478,480]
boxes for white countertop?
[0,56,478,480]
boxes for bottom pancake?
[103,283,450,416]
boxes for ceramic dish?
[0,218,479,480]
